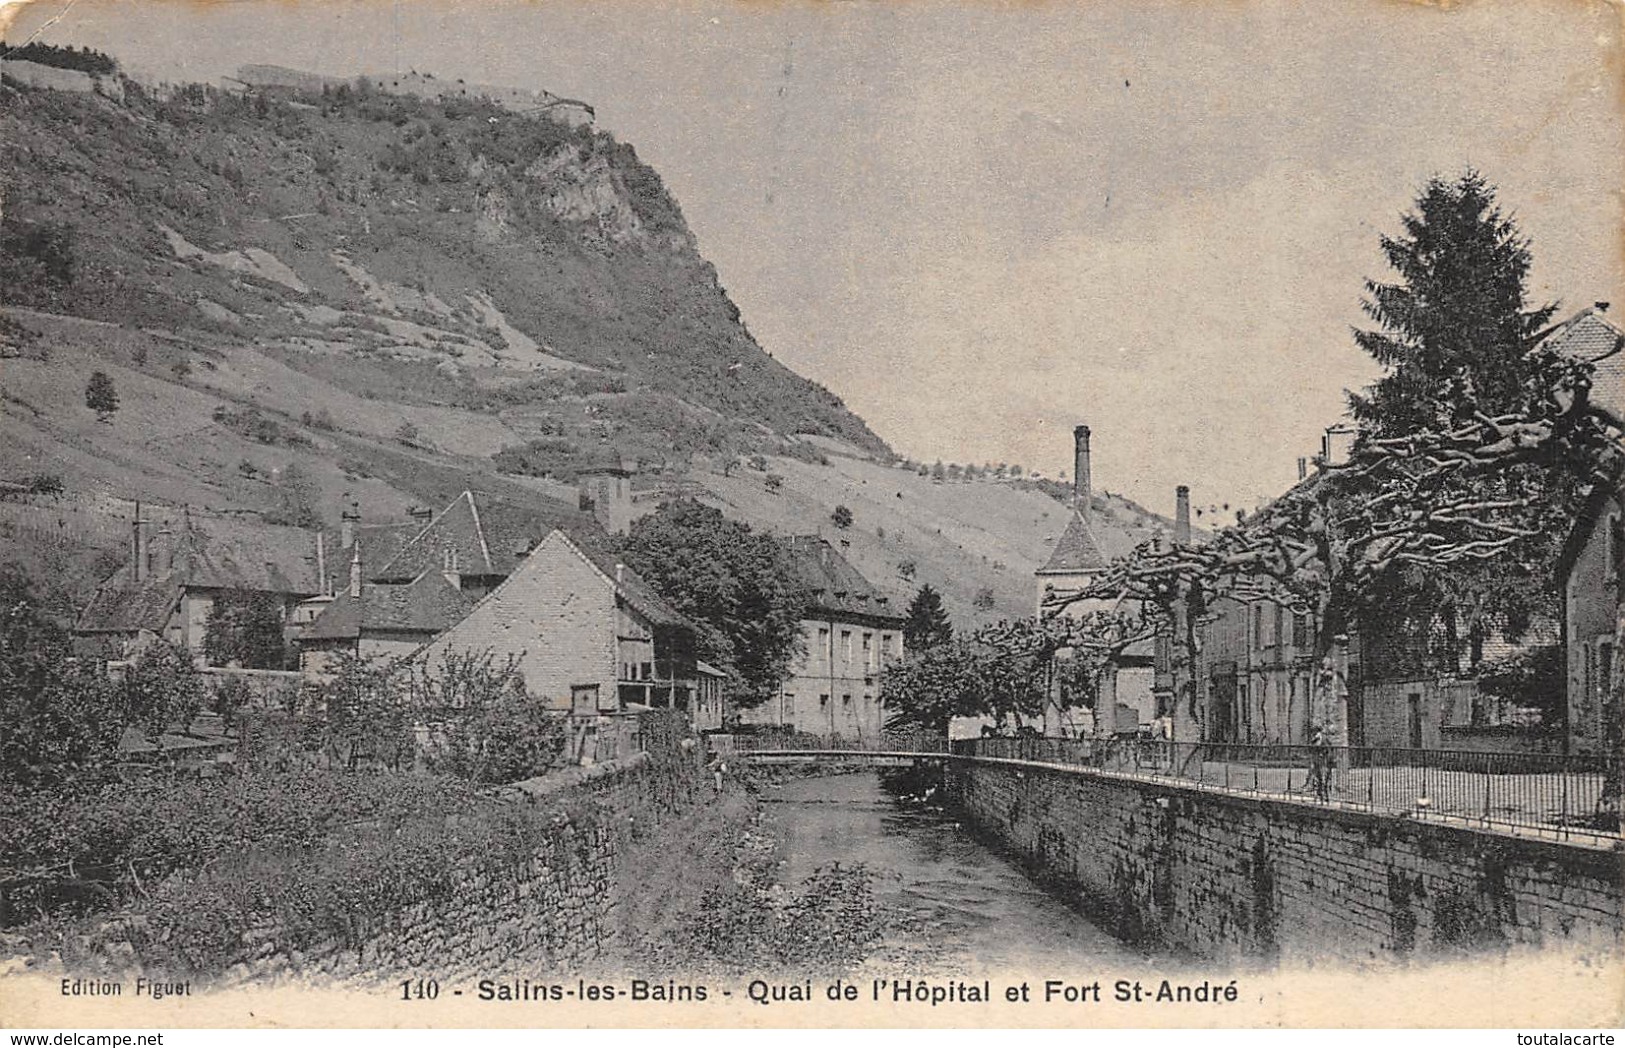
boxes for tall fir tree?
[903,584,954,651]
[1347,171,1570,664]
[1349,171,1557,437]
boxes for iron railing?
[729,731,952,755]
[952,737,1617,842]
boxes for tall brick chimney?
[1174,485,1191,546]
[348,545,362,599]
[132,501,150,582]
[340,501,360,550]
[1073,425,1092,518]
[151,524,175,575]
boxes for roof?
[1036,510,1108,575]
[779,535,904,623]
[77,577,181,634]
[303,570,476,641]
[374,490,587,582]
[168,517,325,593]
[350,522,419,584]
[77,515,325,634]
[1540,306,1625,422]
[558,528,692,630]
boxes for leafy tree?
[266,461,322,529]
[120,640,206,742]
[407,650,565,784]
[830,504,853,530]
[880,634,1048,735]
[85,370,118,422]
[319,652,413,770]
[0,563,126,783]
[903,585,953,651]
[202,589,294,669]
[621,499,807,709]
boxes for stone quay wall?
[946,757,1623,963]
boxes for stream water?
[765,771,1159,975]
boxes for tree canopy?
[620,499,807,709]
[203,589,295,670]
[903,585,953,651]
[1350,171,1558,436]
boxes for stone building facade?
[735,536,906,741]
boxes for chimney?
[1174,485,1191,546]
[151,524,175,575]
[315,529,327,594]
[1073,424,1092,517]
[1297,457,1308,482]
[349,545,362,599]
[132,501,149,582]
[340,501,360,549]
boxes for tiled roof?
[779,535,904,623]
[77,577,182,634]
[1036,511,1108,574]
[303,570,476,641]
[374,491,586,582]
[1541,306,1625,422]
[169,518,325,593]
[77,515,324,634]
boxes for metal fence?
[953,737,1617,841]
[728,731,952,755]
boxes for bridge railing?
[730,731,951,755]
[953,737,1616,841]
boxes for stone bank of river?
[765,771,1159,975]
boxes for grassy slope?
[0,73,1174,626]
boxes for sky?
[4,0,1623,517]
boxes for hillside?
[0,57,1176,628]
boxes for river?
[764,770,1159,975]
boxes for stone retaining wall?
[947,758,1622,963]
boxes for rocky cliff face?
[0,65,886,459]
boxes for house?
[735,535,907,741]
[411,528,703,715]
[1560,468,1623,757]
[1035,425,1154,736]
[366,490,588,600]
[298,548,476,674]
[75,506,328,659]
[1540,302,1625,421]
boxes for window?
[863,633,874,670]
[820,693,830,706]
[1273,605,1284,647]
[1252,605,1265,649]
[842,630,853,664]
[1292,613,1309,650]
[1599,642,1614,708]
[842,693,852,706]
